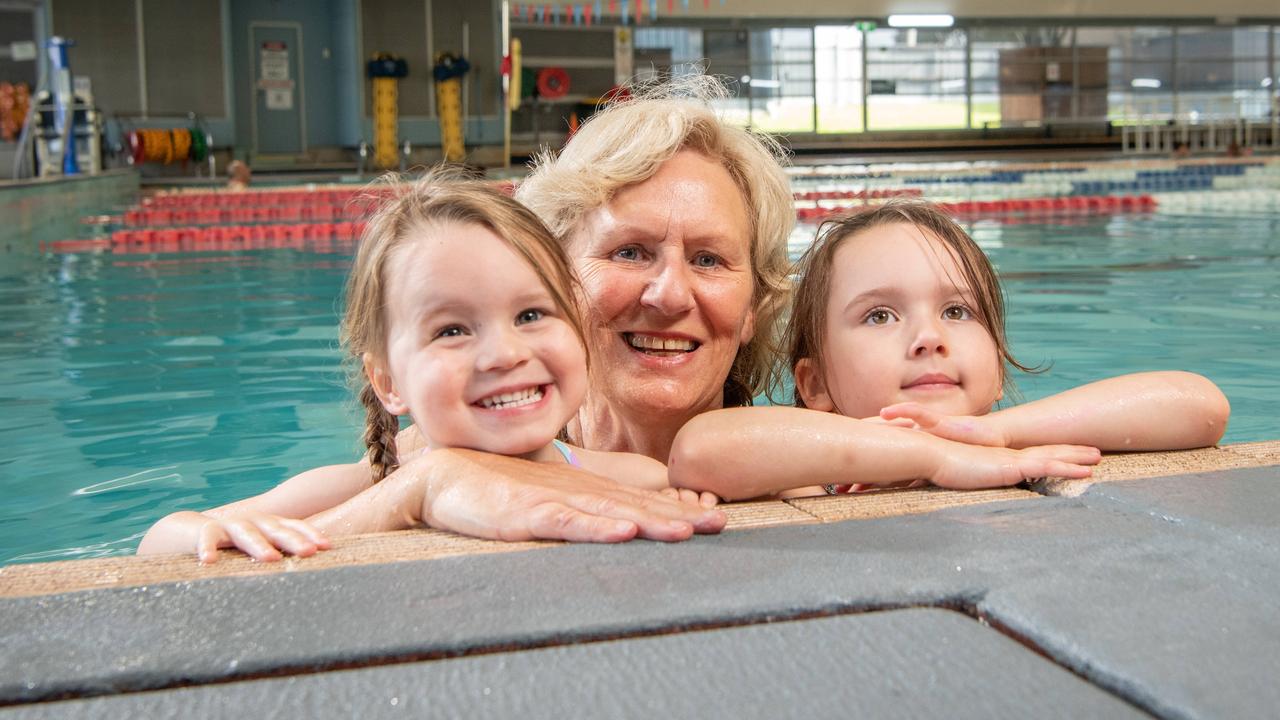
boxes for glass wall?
[865,27,968,130]
[748,28,814,132]
[814,25,863,132]
[639,22,1278,135]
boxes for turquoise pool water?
[2,211,1277,564]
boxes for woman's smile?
[624,332,701,357]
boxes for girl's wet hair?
[784,200,1037,409]
[341,168,586,482]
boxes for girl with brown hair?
[140,174,703,562]
[668,201,1229,500]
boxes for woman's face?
[568,149,756,419]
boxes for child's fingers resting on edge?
[661,487,718,507]
[1021,444,1102,473]
[196,514,330,564]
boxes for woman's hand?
[930,443,1100,490]
[879,402,1011,447]
[423,450,726,542]
[307,448,727,544]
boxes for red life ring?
[536,67,570,99]
[128,130,145,164]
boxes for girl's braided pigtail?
[359,381,401,483]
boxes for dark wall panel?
[0,9,38,88]
[142,0,225,117]
[361,0,431,116]
[51,0,142,116]
[431,0,498,116]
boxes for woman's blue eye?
[693,253,720,268]
[865,309,894,325]
[516,309,544,325]
[943,305,972,321]
[614,246,642,261]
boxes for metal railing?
[1121,94,1278,154]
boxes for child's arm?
[577,448,721,509]
[881,371,1230,451]
[668,406,1100,501]
[575,448,669,491]
[137,461,373,562]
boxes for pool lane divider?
[1,440,1276,601]
[795,194,1157,224]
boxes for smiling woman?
[548,150,759,458]
[516,76,795,460]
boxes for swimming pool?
[1,205,1277,565]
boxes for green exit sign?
[855,21,877,32]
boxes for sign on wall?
[257,41,295,111]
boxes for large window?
[1176,26,1273,119]
[638,23,1278,135]
[636,26,814,132]
[1077,27,1177,119]
[865,27,968,130]
[815,25,863,133]
[748,28,814,132]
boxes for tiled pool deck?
[2,441,1278,718]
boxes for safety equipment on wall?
[0,82,31,142]
[506,39,522,111]
[535,67,570,100]
[46,36,79,175]
[126,128,206,165]
[433,52,471,164]
[367,53,408,170]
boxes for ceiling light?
[887,14,954,28]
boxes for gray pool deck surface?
[2,442,1278,718]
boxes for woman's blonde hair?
[342,170,585,482]
[786,201,1036,409]
[515,74,793,406]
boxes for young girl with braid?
[140,175,678,562]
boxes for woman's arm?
[668,407,1099,501]
[882,371,1230,451]
[306,448,726,542]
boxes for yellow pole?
[436,76,465,163]
[373,76,398,169]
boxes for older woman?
[140,78,793,560]
[514,81,792,459]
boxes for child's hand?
[879,402,1010,447]
[931,442,1100,490]
[196,512,331,564]
[661,487,721,509]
